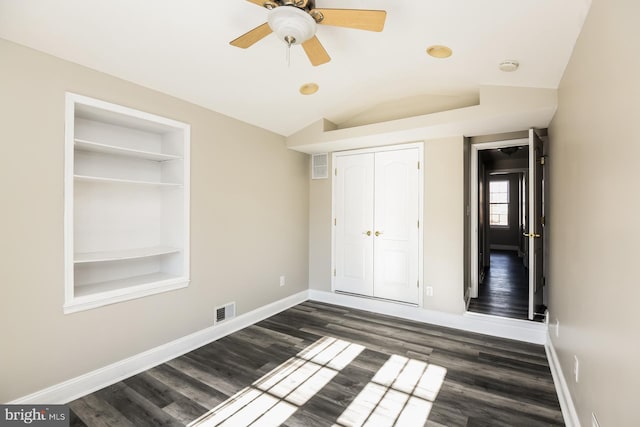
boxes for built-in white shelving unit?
[64,93,190,313]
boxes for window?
[490,180,509,226]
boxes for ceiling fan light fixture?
[268,6,317,46]
[498,146,519,156]
[426,45,452,59]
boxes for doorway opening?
[468,132,547,322]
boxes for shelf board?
[75,138,182,161]
[74,174,182,187]
[73,272,182,299]
[75,246,181,263]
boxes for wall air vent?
[214,302,236,325]
[311,153,329,179]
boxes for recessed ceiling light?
[499,60,519,72]
[299,82,319,95]
[426,45,452,59]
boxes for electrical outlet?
[556,319,560,338]
[426,286,433,297]
[573,355,579,383]
[279,275,285,287]
[591,413,600,427]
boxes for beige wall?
[308,137,466,314]
[308,157,333,291]
[0,39,309,402]
[548,0,639,425]
[423,137,466,313]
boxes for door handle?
[523,233,541,238]
[363,230,371,236]
[375,231,383,237]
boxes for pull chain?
[286,43,291,67]
[284,35,296,68]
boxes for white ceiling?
[0,0,591,136]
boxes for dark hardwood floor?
[69,301,563,426]
[468,250,530,320]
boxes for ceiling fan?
[230,0,387,66]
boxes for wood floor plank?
[160,399,208,426]
[145,364,227,409]
[235,324,305,349]
[428,351,557,395]
[436,381,564,425]
[124,372,176,408]
[68,301,563,426]
[94,383,181,426]
[301,324,435,359]
[68,410,89,427]
[164,356,243,397]
[123,371,209,423]
[343,309,546,361]
[69,394,135,427]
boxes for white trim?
[545,334,581,427]
[332,142,425,156]
[63,279,190,314]
[183,124,191,294]
[309,290,546,344]
[417,144,424,308]
[470,144,478,298]
[67,92,190,130]
[64,94,75,306]
[528,129,535,320]
[331,142,424,307]
[10,291,309,404]
[470,138,529,300]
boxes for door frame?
[469,138,529,301]
[331,142,424,307]
[528,129,545,320]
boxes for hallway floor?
[468,250,530,320]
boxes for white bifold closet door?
[334,148,420,305]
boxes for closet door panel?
[373,149,420,304]
[334,154,374,296]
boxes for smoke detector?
[499,60,519,72]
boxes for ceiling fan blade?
[246,0,266,6]
[313,9,386,32]
[230,22,273,49]
[302,36,331,66]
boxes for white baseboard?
[545,334,581,427]
[10,290,310,404]
[308,290,547,344]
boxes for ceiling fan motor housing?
[266,0,314,10]
[267,5,317,45]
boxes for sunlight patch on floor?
[188,336,364,427]
[334,355,447,427]
[188,337,446,427]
